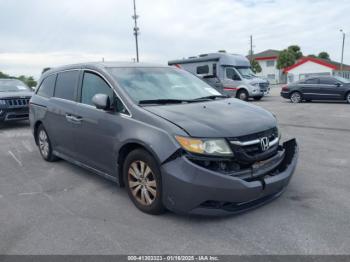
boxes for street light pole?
[132,0,140,62]
[340,29,346,76]
[249,35,253,63]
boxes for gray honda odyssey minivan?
[30,62,298,215]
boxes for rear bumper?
[280,91,290,99]
[0,107,29,122]
[161,139,298,215]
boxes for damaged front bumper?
[161,139,298,215]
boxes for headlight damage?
[174,127,283,176]
[175,136,233,156]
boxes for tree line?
[251,45,331,74]
[0,71,37,88]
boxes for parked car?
[30,62,298,215]
[281,76,350,103]
[168,52,270,101]
[0,79,33,122]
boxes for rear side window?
[196,65,209,74]
[37,74,56,98]
[81,72,114,106]
[319,77,336,85]
[305,78,319,84]
[55,71,79,101]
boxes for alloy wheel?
[347,93,350,103]
[38,129,49,158]
[128,161,157,206]
[290,92,301,103]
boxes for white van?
[168,52,270,100]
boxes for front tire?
[346,92,350,104]
[36,125,58,162]
[237,89,249,101]
[123,149,165,215]
[290,91,302,103]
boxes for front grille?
[229,127,279,162]
[5,98,30,108]
[259,82,269,92]
[229,127,278,143]
[6,113,29,120]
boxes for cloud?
[0,0,349,78]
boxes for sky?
[0,0,349,79]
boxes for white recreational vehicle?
[168,52,270,100]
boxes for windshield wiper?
[190,95,229,101]
[139,95,229,105]
[138,99,189,105]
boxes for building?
[248,49,282,84]
[249,49,350,84]
[283,57,350,83]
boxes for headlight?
[252,83,259,87]
[175,136,233,156]
[0,100,6,105]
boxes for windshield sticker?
[17,86,27,90]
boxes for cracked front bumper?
[161,139,298,215]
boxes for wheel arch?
[235,87,249,98]
[345,90,350,100]
[117,141,161,187]
[33,120,43,145]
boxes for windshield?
[334,76,350,83]
[0,79,31,92]
[236,67,256,79]
[107,67,223,104]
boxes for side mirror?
[92,94,110,110]
[335,82,342,87]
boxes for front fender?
[113,116,183,165]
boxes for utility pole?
[340,29,346,77]
[249,35,253,63]
[132,0,140,62]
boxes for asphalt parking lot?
[1,87,349,255]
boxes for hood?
[144,98,277,138]
[246,77,268,85]
[0,91,33,99]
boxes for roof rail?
[199,54,208,57]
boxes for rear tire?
[36,125,58,162]
[290,91,302,103]
[253,96,263,101]
[237,89,249,101]
[123,149,165,215]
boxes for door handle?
[71,115,83,123]
[65,114,83,124]
[65,114,74,122]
